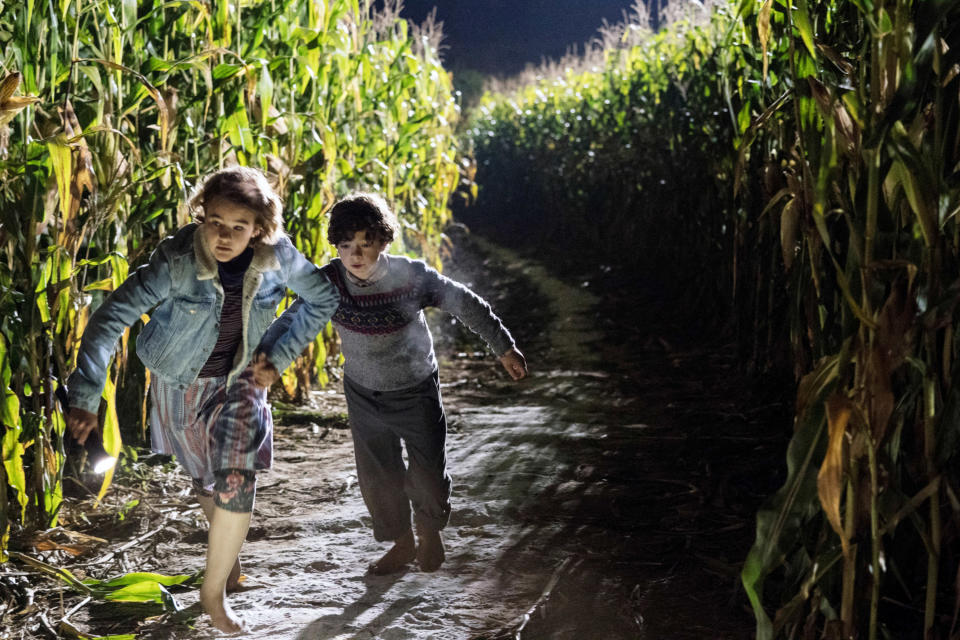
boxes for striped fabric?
[198,248,251,378]
[149,368,272,491]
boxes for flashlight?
[55,385,117,475]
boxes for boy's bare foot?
[368,529,416,575]
[416,524,445,572]
[200,585,246,633]
[226,558,243,592]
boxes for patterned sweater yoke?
[321,255,514,391]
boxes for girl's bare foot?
[197,494,244,592]
[200,584,246,633]
[416,524,445,572]
[369,529,416,575]
[226,558,243,592]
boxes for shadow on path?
[237,231,790,640]
[434,233,789,639]
[294,572,417,640]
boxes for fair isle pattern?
[325,263,443,335]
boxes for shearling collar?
[193,224,281,280]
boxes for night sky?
[395,1,643,75]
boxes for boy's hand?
[251,352,281,388]
[499,347,528,381]
[66,407,99,445]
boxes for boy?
[257,193,526,574]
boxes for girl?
[66,166,338,632]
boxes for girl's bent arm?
[68,245,173,414]
[258,246,338,373]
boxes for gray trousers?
[343,371,452,541]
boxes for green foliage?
[466,0,960,637]
[0,0,459,553]
[462,6,739,319]
[84,570,196,605]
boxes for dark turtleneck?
[198,247,254,377]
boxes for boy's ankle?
[368,529,416,575]
[415,522,445,572]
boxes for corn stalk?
[0,0,460,553]
[466,0,960,636]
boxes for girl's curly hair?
[189,166,286,245]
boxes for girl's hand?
[251,352,281,388]
[499,347,528,381]
[66,407,99,445]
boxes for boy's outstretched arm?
[499,347,528,380]
[422,263,528,379]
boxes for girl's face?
[202,198,262,262]
[336,230,387,280]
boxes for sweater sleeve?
[420,263,516,357]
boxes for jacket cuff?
[266,351,293,376]
[66,380,102,415]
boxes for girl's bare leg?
[200,506,251,633]
[197,493,243,591]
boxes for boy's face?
[336,230,388,280]
[202,198,262,263]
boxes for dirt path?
[11,233,788,639]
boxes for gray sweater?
[321,255,515,391]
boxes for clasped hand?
[499,347,528,381]
[251,352,280,388]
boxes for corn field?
[464,0,960,637]
[0,0,459,560]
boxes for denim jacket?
[68,223,338,414]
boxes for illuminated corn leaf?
[47,134,75,222]
[95,368,122,504]
[0,336,26,524]
[792,0,817,60]
[85,570,194,591]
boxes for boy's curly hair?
[189,166,286,245]
[327,192,400,246]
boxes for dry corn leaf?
[32,541,88,556]
[818,394,851,551]
[57,101,97,251]
[864,275,916,441]
[780,198,799,271]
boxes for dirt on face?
[3,232,788,639]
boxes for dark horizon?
[395,1,648,75]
